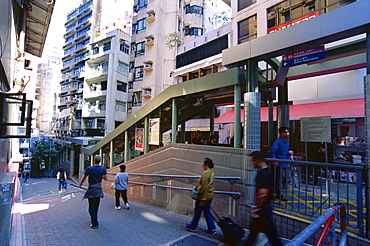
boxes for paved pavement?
[9,178,273,246]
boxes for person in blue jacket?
[270,126,293,202]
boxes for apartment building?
[82,29,131,136]
[56,0,133,141]
[129,0,230,114]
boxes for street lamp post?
[48,141,51,178]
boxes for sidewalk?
[9,178,271,246]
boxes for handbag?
[190,186,200,200]
[110,182,116,189]
[190,172,214,200]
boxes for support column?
[99,149,103,166]
[144,116,149,153]
[234,84,242,148]
[210,105,215,137]
[80,152,85,180]
[277,81,290,131]
[70,143,75,177]
[181,121,186,143]
[171,98,178,143]
[110,141,114,168]
[124,131,130,162]
[364,27,370,239]
[268,98,274,147]
[244,92,261,204]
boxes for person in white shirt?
[114,164,130,210]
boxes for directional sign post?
[282,46,325,67]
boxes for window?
[132,91,142,106]
[118,61,128,73]
[135,42,145,56]
[103,42,111,51]
[64,47,74,55]
[102,61,109,72]
[127,102,132,113]
[184,5,203,14]
[265,0,350,33]
[101,81,107,90]
[97,119,105,129]
[138,0,148,10]
[92,45,99,55]
[238,15,257,44]
[76,27,90,37]
[98,100,106,110]
[132,18,146,34]
[120,41,130,54]
[117,81,127,92]
[184,27,203,36]
[129,62,135,73]
[238,0,256,12]
[135,66,144,80]
[86,120,93,129]
[128,82,133,92]
[116,101,126,112]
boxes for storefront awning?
[215,99,364,123]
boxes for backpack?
[217,217,245,245]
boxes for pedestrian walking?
[186,157,217,235]
[270,126,294,201]
[243,151,283,246]
[79,155,107,229]
[56,167,67,192]
[22,169,30,182]
[114,164,130,210]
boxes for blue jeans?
[189,200,216,231]
[59,181,67,190]
[88,197,101,227]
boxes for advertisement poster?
[135,128,144,152]
[149,118,160,145]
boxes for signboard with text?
[300,116,331,143]
[282,46,325,67]
[268,11,319,34]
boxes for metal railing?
[287,203,348,246]
[266,158,364,237]
[107,172,242,198]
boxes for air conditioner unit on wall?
[142,89,151,97]
[128,72,134,82]
[144,63,153,71]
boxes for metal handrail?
[286,203,348,246]
[126,181,242,198]
[107,172,242,182]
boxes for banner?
[135,128,144,152]
[149,118,160,145]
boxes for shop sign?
[268,11,319,34]
[282,46,325,67]
[190,127,210,131]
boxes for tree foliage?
[165,32,183,50]
[30,140,58,164]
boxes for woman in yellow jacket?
[186,157,217,235]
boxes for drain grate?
[169,235,219,246]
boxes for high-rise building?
[129,0,231,114]
[56,0,133,140]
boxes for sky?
[45,0,82,48]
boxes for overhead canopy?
[25,0,56,57]
[215,99,364,124]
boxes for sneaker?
[90,225,99,229]
[125,203,130,210]
[207,229,217,235]
[115,206,121,210]
[185,224,196,232]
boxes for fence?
[266,158,365,237]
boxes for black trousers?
[88,197,100,227]
[115,189,128,207]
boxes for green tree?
[30,140,58,176]
[165,32,183,50]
